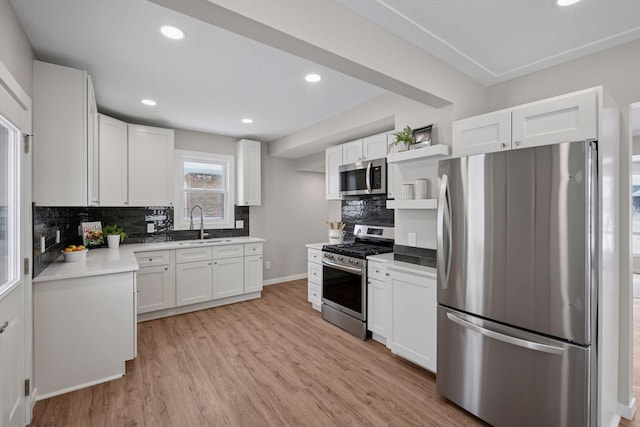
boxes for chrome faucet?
[189,204,205,240]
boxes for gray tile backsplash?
[33,205,250,278]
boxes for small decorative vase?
[107,234,120,249]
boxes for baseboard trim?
[618,398,637,420]
[263,273,307,286]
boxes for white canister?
[414,178,429,199]
[328,229,345,244]
[401,184,414,200]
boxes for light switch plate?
[235,220,244,229]
[147,223,155,233]
[408,232,417,246]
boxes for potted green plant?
[388,125,415,152]
[104,224,128,248]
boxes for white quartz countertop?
[34,236,266,283]
[305,242,328,250]
[367,253,436,278]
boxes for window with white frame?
[174,150,235,230]
[0,113,19,293]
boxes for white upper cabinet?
[128,124,174,206]
[33,61,93,206]
[511,89,597,150]
[452,110,511,157]
[342,132,389,164]
[342,139,363,164]
[362,132,389,160]
[453,88,598,157]
[236,139,261,206]
[98,114,128,206]
[325,145,342,200]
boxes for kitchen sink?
[177,239,233,245]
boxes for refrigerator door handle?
[437,174,452,289]
[446,312,566,355]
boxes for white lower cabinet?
[135,250,175,314]
[212,257,244,299]
[307,248,323,311]
[34,272,135,399]
[387,267,437,373]
[367,260,390,344]
[176,260,214,306]
[244,255,264,293]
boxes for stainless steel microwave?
[339,158,386,196]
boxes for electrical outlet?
[235,220,244,229]
[265,261,271,269]
[56,229,60,243]
[408,232,417,246]
[147,223,155,233]
[78,225,82,236]
[40,236,46,253]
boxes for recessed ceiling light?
[141,99,157,106]
[160,25,185,40]
[305,73,322,83]
[242,118,253,124]
[554,0,582,7]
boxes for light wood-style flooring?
[30,279,487,426]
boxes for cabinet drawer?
[176,247,213,264]
[308,282,321,304]
[211,244,244,259]
[368,262,388,281]
[308,248,322,264]
[244,242,263,255]
[308,262,322,284]
[135,250,171,267]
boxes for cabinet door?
[342,139,363,164]
[176,260,213,306]
[388,269,437,372]
[452,110,511,157]
[325,145,342,200]
[87,76,99,206]
[0,285,25,427]
[237,139,261,206]
[362,132,388,160]
[244,255,263,293]
[33,61,88,206]
[137,265,175,314]
[98,114,128,206]
[511,89,597,150]
[128,124,174,206]
[367,278,390,340]
[212,257,244,299]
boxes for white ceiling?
[9,0,385,141]
[336,0,640,85]
[10,0,640,145]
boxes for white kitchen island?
[33,236,265,400]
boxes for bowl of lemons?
[61,244,88,262]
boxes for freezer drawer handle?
[446,312,566,355]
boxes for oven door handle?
[322,259,364,275]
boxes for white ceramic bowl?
[61,249,88,262]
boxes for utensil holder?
[328,229,345,244]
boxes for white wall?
[251,150,329,281]
[0,0,34,96]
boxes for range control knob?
[338,256,344,261]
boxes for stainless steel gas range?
[321,224,394,339]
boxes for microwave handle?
[366,162,372,193]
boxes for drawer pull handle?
[164,267,168,271]
[0,321,8,334]
[149,258,153,262]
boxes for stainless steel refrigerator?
[436,141,597,427]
